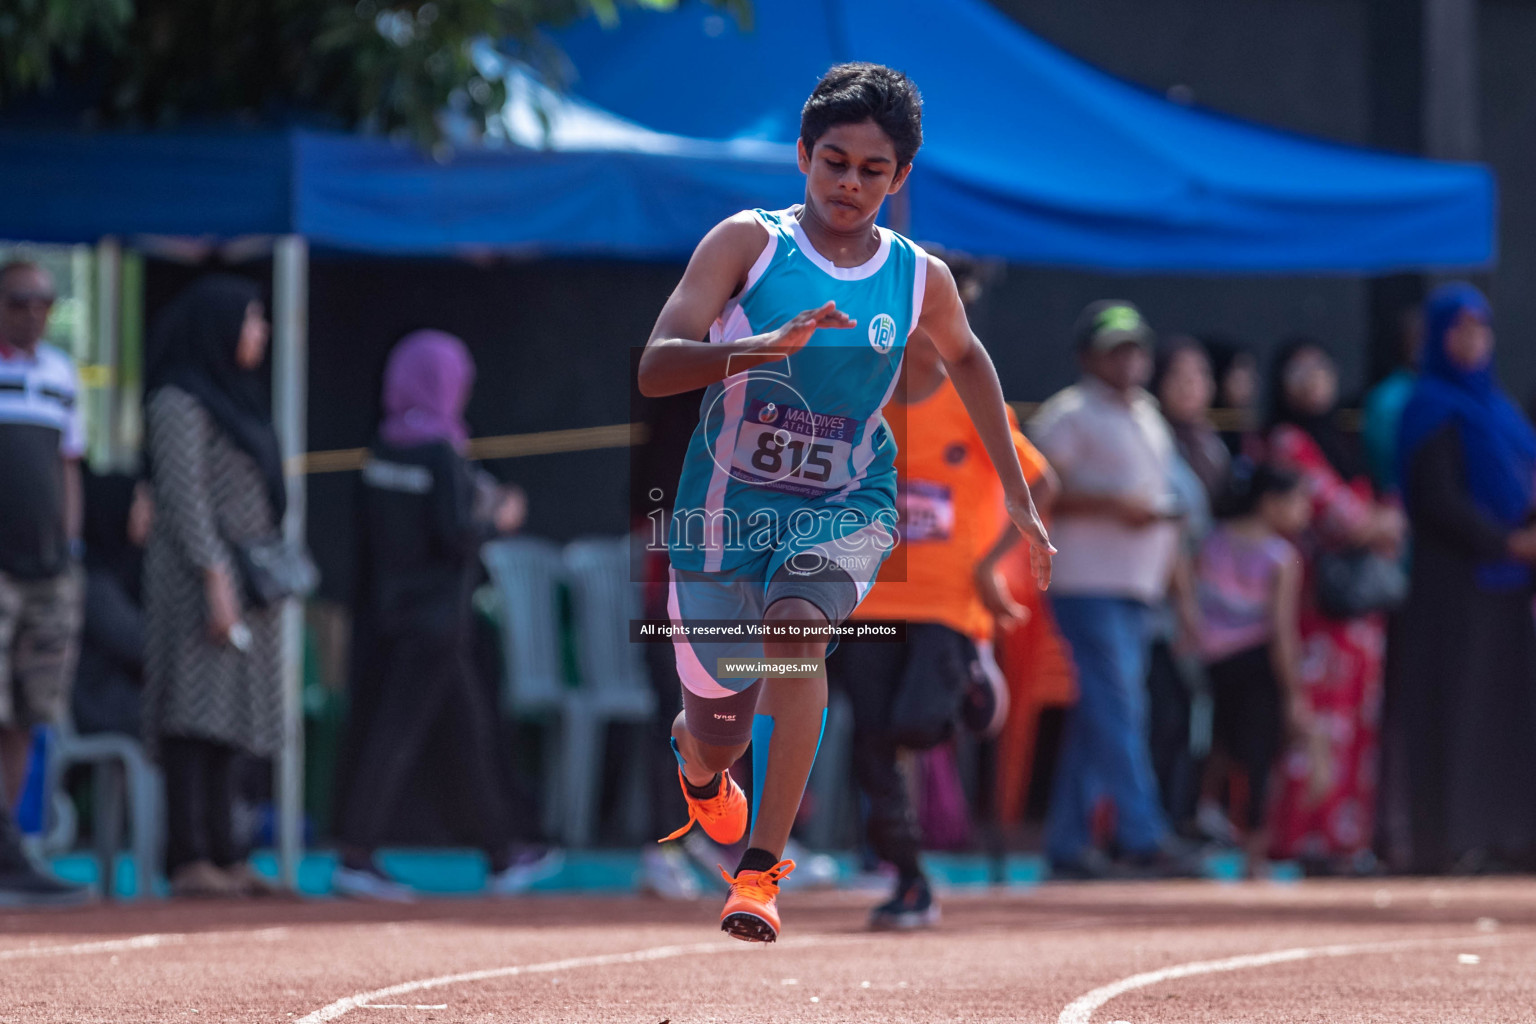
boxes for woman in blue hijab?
[1382,282,1536,874]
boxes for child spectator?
[1196,465,1315,872]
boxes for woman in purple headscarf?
[332,331,552,900]
[378,330,476,451]
[1380,284,1536,874]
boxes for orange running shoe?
[658,769,748,845]
[718,859,796,942]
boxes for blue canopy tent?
[552,0,1495,273]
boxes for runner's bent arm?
[916,255,1054,586]
[974,454,1058,619]
[638,214,854,397]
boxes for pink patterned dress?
[1265,425,1387,865]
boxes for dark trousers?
[827,623,978,881]
[1208,644,1283,831]
[163,735,241,873]
[338,629,511,859]
[1147,639,1200,832]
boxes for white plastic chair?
[560,536,658,847]
[480,536,571,839]
[39,721,164,899]
[481,537,569,714]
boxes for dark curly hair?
[1221,461,1303,520]
[800,63,924,168]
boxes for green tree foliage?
[0,0,133,101]
[0,0,748,145]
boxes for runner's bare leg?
[745,597,830,858]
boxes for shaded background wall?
[992,0,1534,406]
[147,0,1536,601]
[982,0,1375,402]
[1480,0,1536,402]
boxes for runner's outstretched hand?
[1005,492,1055,591]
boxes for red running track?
[2,878,1534,1022]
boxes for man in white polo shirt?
[1030,300,1188,878]
[0,260,88,906]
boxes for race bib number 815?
[730,400,855,496]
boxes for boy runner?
[638,63,1052,943]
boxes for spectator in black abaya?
[143,275,284,899]
[72,470,152,737]
[333,330,558,900]
[1385,283,1536,874]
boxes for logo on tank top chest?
[868,313,897,353]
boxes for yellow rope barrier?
[290,407,1361,476]
[289,422,650,476]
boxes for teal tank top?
[670,208,928,574]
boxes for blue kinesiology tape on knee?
[749,713,775,834]
[812,706,828,766]
[669,736,686,770]
[747,709,828,834]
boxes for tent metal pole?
[272,235,309,891]
[92,237,121,468]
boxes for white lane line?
[0,933,182,960]
[0,927,289,961]
[1057,933,1515,1024]
[297,937,835,1024]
